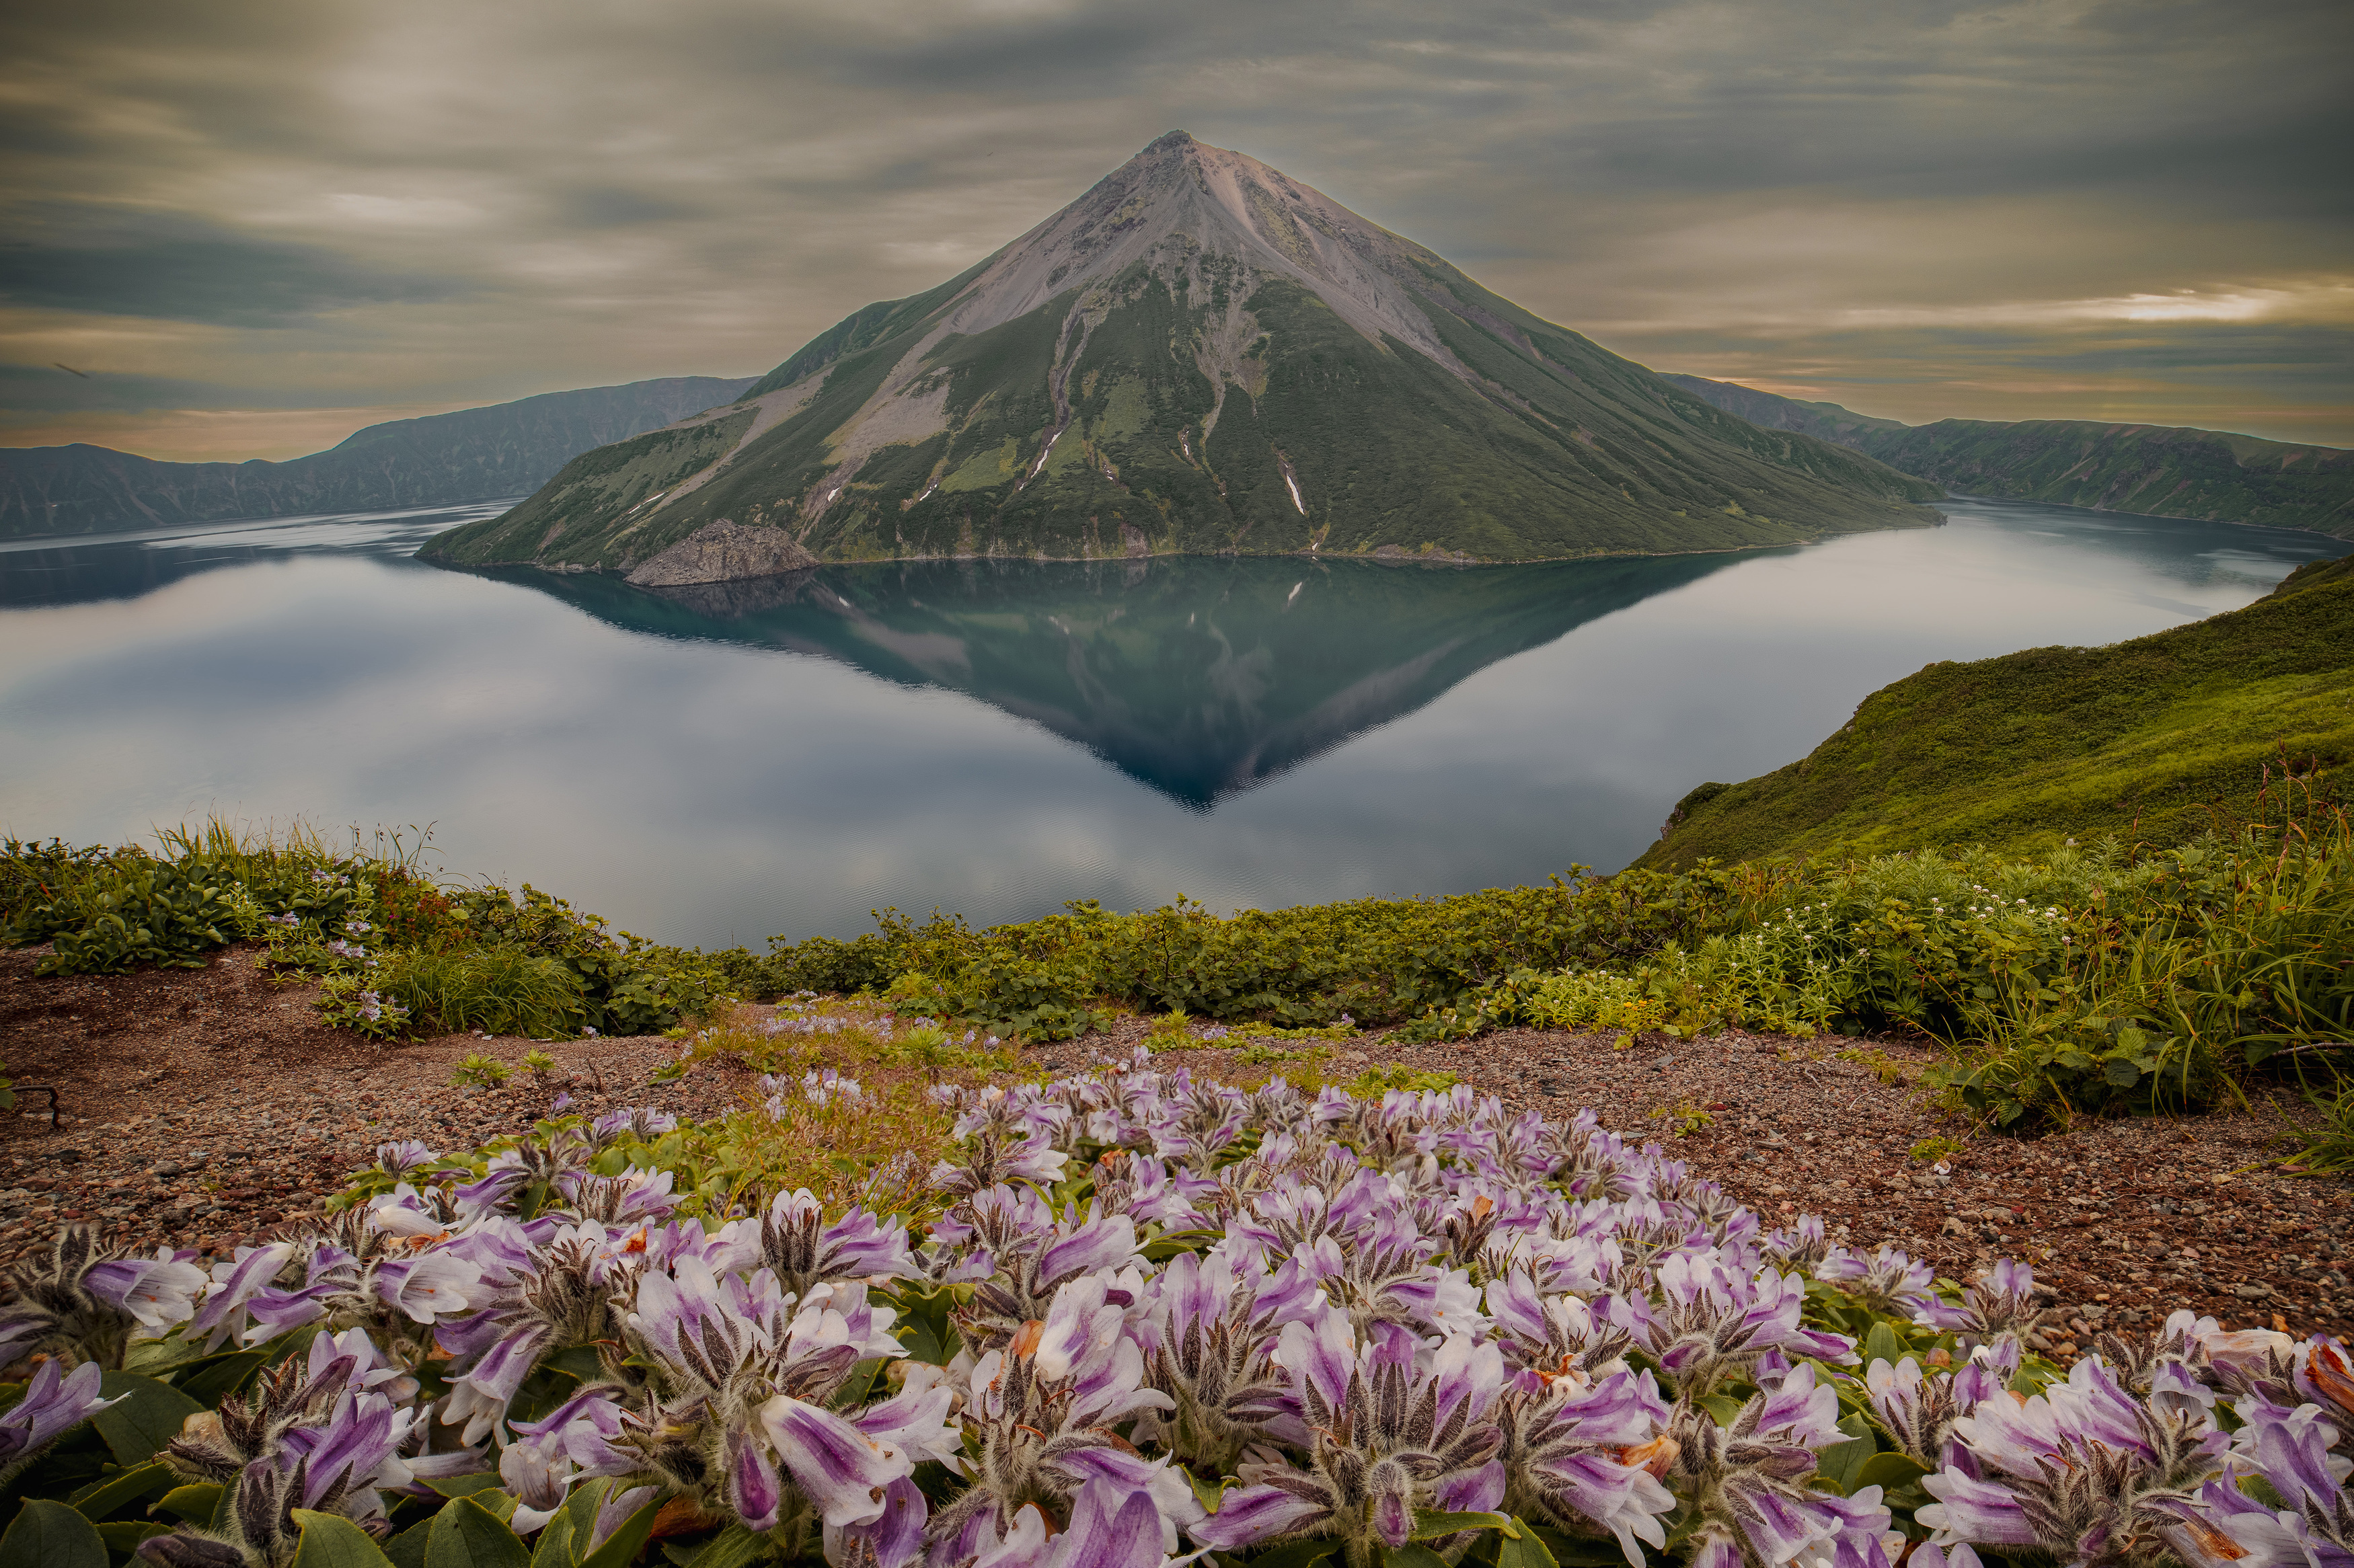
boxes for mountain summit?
[424,134,1939,570]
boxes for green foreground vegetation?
[1644,552,2354,867]
[7,788,2351,1140]
[0,822,723,1040]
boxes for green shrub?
[753,931,901,997]
[0,837,147,937]
[451,1052,514,1088]
[849,867,1779,1041]
[1348,1064,1459,1096]
[378,946,586,1037]
[1482,821,2352,1128]
[17,857,254,974]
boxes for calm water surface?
[0,498,2341,947]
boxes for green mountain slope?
[423,133,1939,572]
[0,376,757,540]
[1664,374,2354,539]
[1639,553,2354,867]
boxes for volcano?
[424,132,1938,572]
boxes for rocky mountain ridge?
[0,376,757,540]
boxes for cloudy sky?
[4,0,2348,461]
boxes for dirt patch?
[5,948,2345,1362]
[0,943,740,1262]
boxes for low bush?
[376,946,586,1037]
[765,810,2349,1130]
[0,819,723,1040]
[810,867,1786,1041]
[13,856,252,975]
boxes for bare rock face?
[623,519,817,586]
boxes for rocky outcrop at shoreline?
[623,518,819,586]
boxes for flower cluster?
[2,1059,2344,1568]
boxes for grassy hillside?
[1639,553,2354,867]
[1660,374,1907,446]
[1858,418,2354,538]
[1665,374,2354,540]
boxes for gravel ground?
[0,943,730,1261]
[7,943,2347,1362]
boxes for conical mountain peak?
[426,140,1943,576]
[929,132,1457,366]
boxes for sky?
[3,0,2349,462]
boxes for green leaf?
[0,1499,108,1568]
[69,1458,175,1518]
[1239,1535,1340,1568]
[677,1525,781,1568]
[388,1519,436,1568]
[577,1492,663,1568]
[153,1483,223,1522]
[1525,1524,1624,1568]
[94,1520,172,1552]
[1813,1412,1878,1496]
[1410,1510,1517,1540]
[1852,1450,1932,1491]
[2102,1058,2142,1088]
[426,1497,531,1568]
[540,1345,604,1383]
[1860,1323,1906,1369]
[524,1512,574,1568]
[290,1510,400,1567]
[425,1475,512,1502]
[1694,1393,1744,1426]
[556,1477,615,1544]
[829,1358,887,1411]
[173,1348,272,1407]
[1495,1520,1562,1568]
[91,1372,204,1467]
[1380,1546,1453,1568]
[1139,1228,1223,1261]
[123,1337,204,1377]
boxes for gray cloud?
[0,362,266,414]
[556,186,704,229]
[0,0,2346,452]
[0,206,463,326]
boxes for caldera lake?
[0,497,2342,949]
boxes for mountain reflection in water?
[493,553,1750,806]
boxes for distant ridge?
[0,375,758,540]
[1664,374,2354,539]
[424,132,1941,572]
